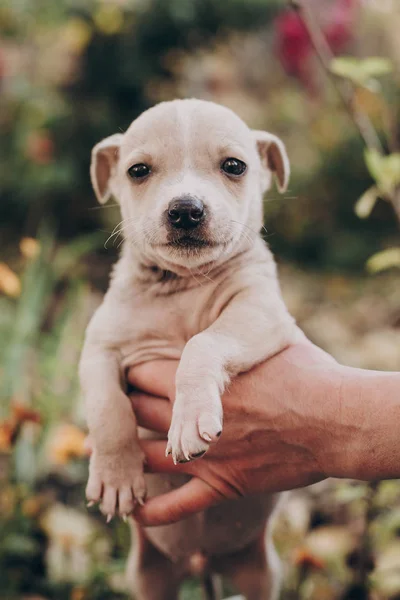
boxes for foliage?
[0,0,282,242]
[330,56,393,90]
[329,49,400,272]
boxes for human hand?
[128,341,344,526]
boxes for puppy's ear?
[252,131,290,193]
[90,133,123,204]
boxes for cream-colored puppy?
[80,99,301,599]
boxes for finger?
[127,360,178,398]
[130,393,172,433]
[134,478,223,526]
[139,440,195,474]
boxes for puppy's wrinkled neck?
[118,233,261,291]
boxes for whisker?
[189,267,204,288]
[88,203,120,211]
[104,217,142,249]
[230,219,269,240]
[199,270,214,284]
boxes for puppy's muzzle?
[167,196,205,230]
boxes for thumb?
[133,478,223,526]
[128,360,177,398]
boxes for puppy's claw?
[136,496,145,507]
[87,501,95,508]
[106,514,113,524]
[201,432,212,443]
[122,514,129,523]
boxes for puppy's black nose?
[167,197,205,230]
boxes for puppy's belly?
[140,427,278,561]
[146,476,278,560]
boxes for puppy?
[80,99,301,599]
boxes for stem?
[289,0,383,154]
[289,0,400,226]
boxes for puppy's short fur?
[80,99,301,599]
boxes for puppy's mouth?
[165,235,220,249]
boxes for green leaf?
[364,148,384,184]
[366,247,400,273]
[330,56,393,87]
[381,153,400,192]
[355,185,380,219]
[361,57,393,79]
[330,56,365,85]
[3,533,40,557]
[364,149,400,196]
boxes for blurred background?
[0,0,399,598]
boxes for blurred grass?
[0,226,102,411]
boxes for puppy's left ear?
[90,133,123,204]
[252,131,290,193]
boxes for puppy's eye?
[128,163,151,180]
[221,157,247,177]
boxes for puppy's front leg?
[167,285,298,464]
[80,343,146,518]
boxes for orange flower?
[12,403,41,425]
[47,423,87,465]
[71,587,86,600]
[20,237,40,260]
[0,422,13,452]
[0,403,41,451]
[293,547,325,571]
[0,263,21,297]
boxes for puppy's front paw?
[86,447,146,520]
[166,394,223,464]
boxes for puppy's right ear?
[90,133,123,204]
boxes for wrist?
[314,366,400,482]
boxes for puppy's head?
[91,99,289,271]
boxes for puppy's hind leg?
[212,529,282,600]
[126,522,184,600]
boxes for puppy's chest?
[118,280,226,369]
